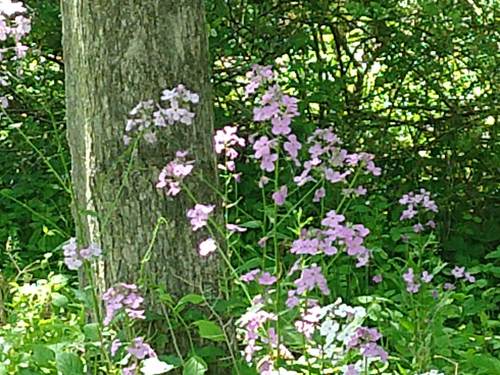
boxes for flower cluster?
[156,150,194,196]
[290,210,371,267]
[402,268,420,293]
[113,336,173,375]
[214,125,246,172]
[240,269,277,286]
[237,297,387,374]
[451,265,475,283]
[236,298,278,363]
[294,127,380,190]
[62,237,101,270]
[102,283,145,326]
[187,203,214,231]
[244,64,274,97]
[124,84,199,145]
[0,0,30,109]
[246,65,302,174]
[399,189,438,232]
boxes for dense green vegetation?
[0,1,498,374]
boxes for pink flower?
[226,223,247,233]
[187,204,215,231]
[413,223,425,233]
[260,153,278,172]
[372,274,383,283]
[313,187,325,202]
[127,337,156,360]
[214,126,245,159]
[421,271,433,283]
[464,272,476,283]
[258,272,277,286]
[110,339,121,356]
[403,268,420,293]
[295,265,330,295]
[426,220,436,229]
[354,185,367,196]
[253,136,273,158]
[241,269,260,283]
[283,134,301,164]
[199,238,216,256]
[156,151,194,196]
[271,115,291,135]
[451,266,465,279]
[272,185,288,206]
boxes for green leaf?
[469,354,500,373]
[56,352,84,375]
[485,247,500,259]
[175,294,205,312]
[32,345,55,366]
[83,323,100,341]
[192,320,225,342]
[183,356,207,375]
[51,292,69,307]
[240,220,262,229]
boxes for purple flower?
[291,237,320,255]
[102,283,145,325]
[403,268,420,293]
[258,272,277,286]
[122,363,137,375]
[156,152,194,196]
[63,238,101,271]
[426,220,436,229]
[260,152,278,172]
[79,243,101,259]
[187,204,215,231]
[295,265,330,295]
[413,223,425,233]
[354,185,367,196]
[321,210,345,227]
[110,339,121,356]
[286,290,300,308]
[444,282,455,291]
[313,187,325,202]
[199,238,217,256]
[241,269,260,283]
[127,337,156,360]
[272,185,288,206]
[226,223,247,233]
[421,271,433,283]
[284,134,301,165]
[464,272,476,283]
[372,274,383,283]
[344,364,360,375]
[451,266,465,279]
[214,126,245,161]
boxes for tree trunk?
[61,0,221,330]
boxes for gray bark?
[61,0,221,308]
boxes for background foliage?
[0,0,498,373]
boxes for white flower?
[0,0,26,16]
[141,357,175,374]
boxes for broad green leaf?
[182,356,207,375]
[175,294,205,312]
[56,352,84,375]
[51,292,69,307]
[193,320,225,342]
[32,344,55,366]
[83,323,100,341]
